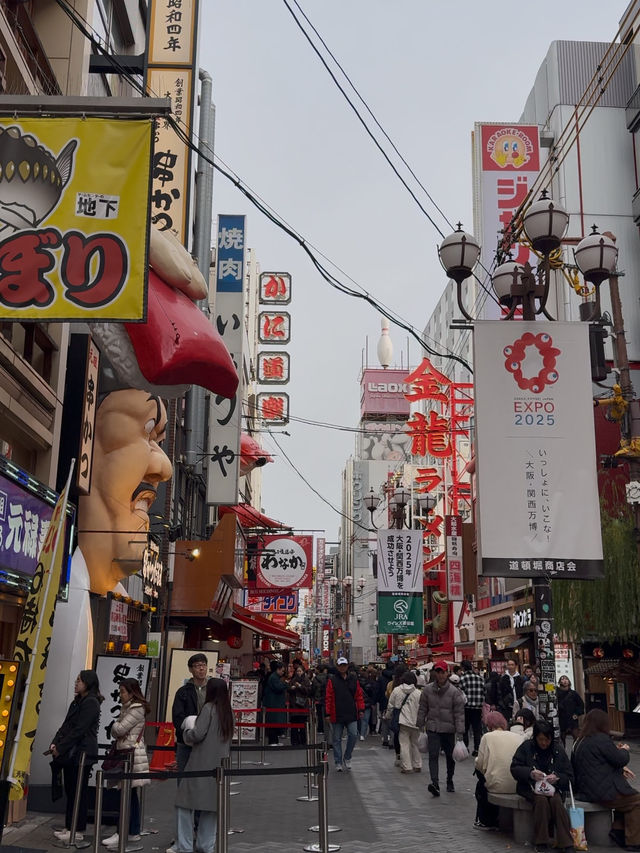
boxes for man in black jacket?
[171,653,210,776]
[499,659,524,721]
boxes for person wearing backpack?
[324,656,364,771]
[385,671,422,773]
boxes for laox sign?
[367,381,409,394]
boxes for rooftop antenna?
[377,317,393,369]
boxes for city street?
[5,733,640,853]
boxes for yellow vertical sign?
[7,470,71,800]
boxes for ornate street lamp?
[389,486,411,529]
[437,223,481,322]
[364,487,381,527]
[440,191,568,322]
[574,225,619,321]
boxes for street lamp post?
[573,228,640,559]
[438,191,570,719]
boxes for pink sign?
[360,368,411,419]
[445,514,464,601]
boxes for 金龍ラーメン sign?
[0,118,151,321]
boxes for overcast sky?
[201,1,629,541]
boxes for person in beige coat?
[102,678,150,847]
[385,672,423,773]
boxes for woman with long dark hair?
[102,678,151,848]
[510,718,574,853]
[175,678,234,853]
[572,709,640,850]
[50,670,103,844]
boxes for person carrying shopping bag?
[385,671,422,773]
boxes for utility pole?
[604,264,640,553]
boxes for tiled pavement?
[4,734,640,853]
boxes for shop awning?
[230,603,300,647]
[503,637,530,651]
[219,504,290,530]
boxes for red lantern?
[623,648,634,659]
[593,647,605,658]
[227,635,243,650]
[417,635,428,647]
[261,639,271,652]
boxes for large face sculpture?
[78,389,172,594]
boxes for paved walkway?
[4,734,640,853]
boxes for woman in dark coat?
[510,718,574,852]
[262,660,288,745]
[556,676,585,746]
[50,670,103,844]
[572,709,640,850]
[175,678,233,853]
[287,664,312,745]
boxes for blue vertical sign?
[207,215,246,504]
[216,215,246,292]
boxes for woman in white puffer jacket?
[385,672,423,774]
[102,678,150,848]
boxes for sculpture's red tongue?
[124,269,238,398]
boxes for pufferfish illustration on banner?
[0,125,76,232]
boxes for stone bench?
[487,792,613,846]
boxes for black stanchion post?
[303,756,340,853]
[68,751,87,846]
[296,726,318,803]
[216,765,227,853]
[92,769,104,853]
[139,785,146,835]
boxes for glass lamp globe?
[438,224,481,285]
[492,261,522,306]
[574,226,618,287]
[522,191,569,255]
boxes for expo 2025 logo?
[503,332,561,394]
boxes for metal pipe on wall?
[184,69,215,482]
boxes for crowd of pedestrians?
[43,654,640,853]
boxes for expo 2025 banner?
[473,321,603,579]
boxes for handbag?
[417,732,429,754]
[294,693,308,708]
[388,692,411,735]
[567,782,588,851]
[101,743,134,774]
[102,726,144,775]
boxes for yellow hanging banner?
[7,471,71,800]
[0,117,152,321]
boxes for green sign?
[378,592,424,634]
[146,632,161,658]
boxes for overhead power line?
[53,0,474,374]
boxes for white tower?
[376,318,393,369]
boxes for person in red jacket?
[324,657,365,771]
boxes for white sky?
[201,1,630,540]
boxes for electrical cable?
[264,429,373,533]
[168,113,475,373]
[284,0,455,234]
[280,0,446,239]
[53,0,475,372]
